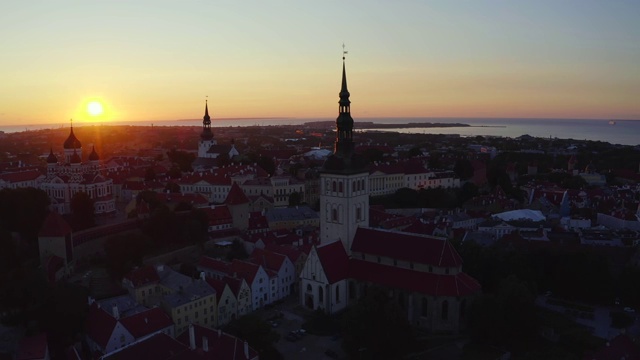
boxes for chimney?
[189,324,196,350]
[112,304,119,320]
[244,341,249,358]
[202,335,209,352]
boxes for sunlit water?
[1,117,638,146]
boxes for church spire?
[335,46,354,156]
[201,98,214,141]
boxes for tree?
[342,287,414,360]
[168,164,182,179]
[217,152,231,168]
[454,159,475,180]
[0,187,50,240]
[257,156,276,176]
[144,166,156,181]
[226,239,248,261]
[226,314,281,359]
[165,182,181,193]
[70,191,94,229]
[166,149,195,172]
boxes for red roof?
[198,256,230,274]
[249,248,286,272]
[225,182,249,205]
[205,278,227,302]
[85,303,118,349]
[16,333,48,360]
[102,333,190,360]
[124,265,160,288]
[39,211,72,237]
[585,334,640,360]
[176,324,258,360]
[222,276,246,297]
[120,308,173,339]
[265,244,304,263]
[316,241,349,284]
[0,169,43,183]
[352,228,462,267]
[349,259,480,296]
[229,260,261,284]
[202,206,233,226]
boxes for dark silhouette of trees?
[0,187,49,241]
[226,239,248,261]
[144,166,156,181]
[257,156,276,176]
[361,148,384,163]
[225,314,281,359]
[453,159,474,180]
[70,191,94,229]
[342,287,414,360]
[105,232,151,280]
[288,191,302,207]
[164,182,181,193]
[166,149,195,172]
[216,152,231,168]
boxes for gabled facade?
[250,248,296,301]
[300,240,349,314]
[230,259,270,310]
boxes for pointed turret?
[322,52,368,174]
[47,148,58,164]
[88,145,100,161]
[201,100,214,141]
[70,149,81,164]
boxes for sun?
[87,101,104,116]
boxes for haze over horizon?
[2,1,639,126]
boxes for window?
[307,284,312,292]
[442,301,449,320]
[338,182,343,193]
[332,208,338,222]
[318,286,324,301]
[421,298,429,317]
[336,286,340,303]
[332,181,337,192]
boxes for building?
[319,55,370,251]
[40,125,116,215]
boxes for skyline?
[1,1,640,125]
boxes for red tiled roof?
[229,260,260,284]
[123,265,160,288]
[205,278,226,302]
[198,256,230,274]
[102,333,190,360]
[85,303,118,349]
[225,182,249,205]
[352,228,462,267]
[265,244,303,262]
[585,334,640,360]
[16,333,48,360]
[249,248,286,272]
[222,276,246,297]
[120,308,173,339]
[350,259,480,297]
[202,206,233,226]
[176,324,258,360]
[0,169,43,183]
[39,211,72,237]
[316,241,349,284]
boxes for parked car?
[624,307,636,313]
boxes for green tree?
[70,191,94,229]
[288,191,302,207]
[144,166,156,181]
[226,314,281,359]
[166,149,195,172]
[217,152,231,168]
[0,187,50,240]
[454,159,475,180]
[257,156,276,176]
[226,239,248,261]
[342,287,414,360]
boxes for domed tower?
[46,147,58,174]
[198,100,217,158]
[319,49,369,252]
[63,122,82,164]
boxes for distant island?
[303,121,471,129]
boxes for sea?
[1,117,639,146]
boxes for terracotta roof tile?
[316,241,349,284]
[39,211,72,237]
[225,182,249,205]
[120,308,173,339]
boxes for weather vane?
[342,43,348,60]
[70,118,73,128]
[206,95,208,104]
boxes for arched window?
[338,182,343,193]
[421,298,428,317]
[332,181,337,192]
[336,286,340,302]
[318,286,324,301]
[352,181,356,192]
[306,284,312,292]
[442,300,449,320]
[332,208,338,222]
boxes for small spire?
[205,97,210,119]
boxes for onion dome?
[63,126,82,149]
[70,149,81,164]
[46,148,58,164]
[88,145,99,161]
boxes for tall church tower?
[198,100,217,158]
[63,122,82,164]
[319,52,369,252]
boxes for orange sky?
[1,1,639,126]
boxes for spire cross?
[342,43,348,60]
[70,119,73,128]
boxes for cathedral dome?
[70,150,81,164]
[63,127,82,149]
[46,148,58,164]
[88,145,100,161]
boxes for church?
[40,124,115,215]
[192,100,240,170]
[299,54,481,333]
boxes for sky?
[1,0,639,125]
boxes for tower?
[319,50,369,252]
[63,121,82,164]
[198,99,217,158]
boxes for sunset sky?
[1,1,639,125]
